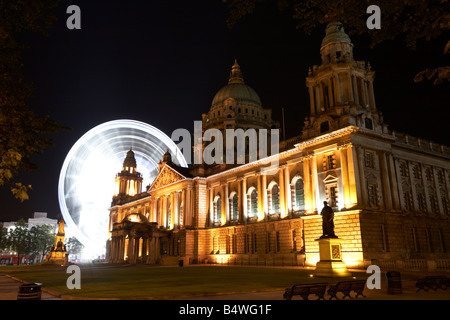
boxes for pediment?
[323,171,338,182]
[149,164,186,190]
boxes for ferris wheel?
[58,119,187,257]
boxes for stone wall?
[302,210,364,268]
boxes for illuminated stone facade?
[107,23,450,271]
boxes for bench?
[327,280,366,300]
[283,283,329,300]
[416,276,448,292]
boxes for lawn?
[1,264,365,299]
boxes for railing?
[436,259,450,271]
[403,259,427,271]
[392,131,450,156]
[371,259,397,270]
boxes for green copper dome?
[211,60,262,107]
[321,22,351,47]
[212,83,262,107]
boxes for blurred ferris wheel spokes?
[58,119,187,257]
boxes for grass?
[1,264,366,299]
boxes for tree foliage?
[0,225,8,251]
[0,0,68,201]
[29,224,55,262]
[223,0,449,83]
[66,236,84,256]
[6,218,30,264]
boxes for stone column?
[181,189,186,227]
[352,75,359,106]
[369,79,376,109]
[356,146,368,207]
[118,237,123,262]
[387,154,401,210]
[339,145,351,208]
[263,174,268,219]
[238,178,242,222]
[279,166,286,218]
[444,170,450,209]
[347,144,362,206]
[348,71,354,104]
[308,86,316,115]
[186,186,192,226]
[153,198,158,224]
[433,167,445,216]
[257,174,264,221]
[379,151,393,210]
[407,161,418,211]
[284,165,292,217]
[242,177,248,223]
[209,187,214,226]
[174,191,179,228]
[164,195,169,228]
[311,154,319,212]
[364,80,370,108]
[124,237,129,261]
[319,83,325,111]
[327,78,334,108]
[303,156,313,213]
[334,73,342,106]
[315,86,322,113]
[223,183,229,225]
[128,237,134,262]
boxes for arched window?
[229,193,239,221]
[214,195,221,224]
[294,179,305,211]
[248,189,258,217]
[270,184,280,214]
[365,118,373,130]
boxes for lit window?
[270,185,280,214]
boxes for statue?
[56,239,63,250]
[43,217,68,265]
[320,201,337,238]
[57,218,65,236]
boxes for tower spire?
[228,59,244,84]
[302,22,385,140]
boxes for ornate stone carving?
[152,166,184,189]
[332,245,341,259]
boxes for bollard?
[385,271,402,294]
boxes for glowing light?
[58,119,187,258]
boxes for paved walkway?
[0,275,61,300]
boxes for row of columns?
[308,71,375,115]
[208,166,295,226]
[397,159,450,216]
[110,235,161,264]
[152,188,193,229]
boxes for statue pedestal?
[45,250,68,266]
[314,237,351,277]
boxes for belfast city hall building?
[106,23,450,271]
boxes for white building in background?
[0,212,59,264]
[1,212,58,232]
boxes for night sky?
[0,0,448,221]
